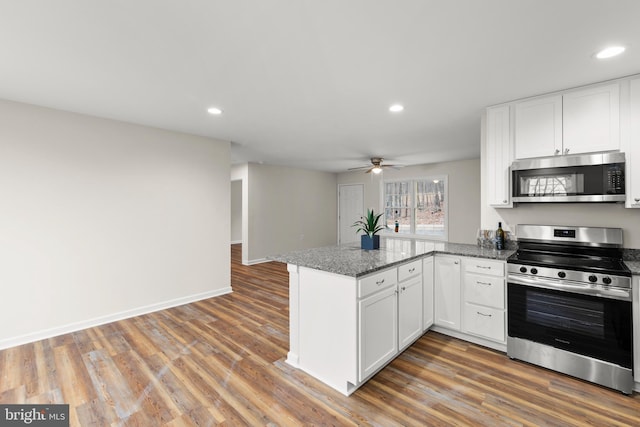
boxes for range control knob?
[588,275,598,283]
[519,266,527,273]
[530,268,538,275]
[558,271,566,279]
[603,277,612,285]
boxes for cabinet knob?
[554,149,560,155]
[454,261,459,265]
[503,199,507,203]
[635,198,640,203]
[564,148,570,154]
[376,279,385,285]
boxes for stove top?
[507,225,630,289]
[508,250,631,277]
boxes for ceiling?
[1,1,639,173]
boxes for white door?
[514,95,562,159]
[398,275,423,350]
[338,184,364,244]
[423,256,434,331]
[434,256,461,331]
[358,286,398,381]
[563,83,620,155]
[486,105,513,207]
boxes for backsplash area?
[476,229,517,250]
[623,248,640,261]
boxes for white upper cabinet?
[624,78,640,207]
[563,84,620,155]
[512,83,620,160]
[485,105,513,207]
[514,95,562,159]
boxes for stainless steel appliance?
[507,224,633,394]
[511,151,625,203]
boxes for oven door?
[507,282,632,368]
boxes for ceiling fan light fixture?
[207,107,223,115]
[371,166,383,174]
[389,104,404,113]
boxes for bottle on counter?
[495,222,505,250]
[394,220,399,233]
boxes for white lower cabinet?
[358,283,398,381]
[398,260,423,350]
[423,256,434,331]
[358,259,424,382]
[433,255,507,348]
[461,258,506,344]
[434,255,461,330]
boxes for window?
[382,176,447,240]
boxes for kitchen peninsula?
[272,237,513,395]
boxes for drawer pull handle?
[376,279,385,285]
[477,281,492,286]
[477,312,492,317]
[476,265,491,269]
[408,268,416,273]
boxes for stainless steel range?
[507,224,633,394]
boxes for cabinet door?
[423,257,434,331]
[514,95,562,159]
[398,276,423,350]
[563,83,620,155]
[462,303,505,343]
[626,78,640,207]
[434,256,461,331]
[358,286,398,381]
[463,273,505,309]
[486,105,513,207]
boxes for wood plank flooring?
[1,243,640,426]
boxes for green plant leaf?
[352,209,383,237]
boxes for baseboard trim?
[0,287,233,351]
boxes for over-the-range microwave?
[511,151,625,203]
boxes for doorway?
[338,184,364,244]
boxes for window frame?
[380,175,449,241]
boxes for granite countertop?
[624,261,640,275]
[270,236,515,277]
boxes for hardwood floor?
[2,243,640,426]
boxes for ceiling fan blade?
[347,165,372,171]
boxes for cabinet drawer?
[462,303,505,343]
[464,258,504,277]
[358,268,397,298]
[398,259,422,282]
[463,273,505,309]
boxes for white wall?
[231,180,242,243]
[0,99,231,349]
[336,159,481,245]
[245,163,337,263]
[480,113,640,248]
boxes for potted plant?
[353,209,385,250]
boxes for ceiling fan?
[348,157,401,174]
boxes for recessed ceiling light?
[595,46,626,59]
[207,107,223,115]
[389,104,404,113]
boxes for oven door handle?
[507,274,631,301]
